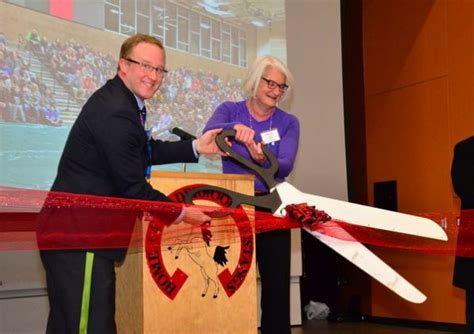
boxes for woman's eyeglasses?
[261,77,288,92]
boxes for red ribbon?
[1,186,473,258]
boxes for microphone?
[171,127,196,140]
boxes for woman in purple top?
[204,56,299,334]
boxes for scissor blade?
[306,227,427,303]
[274,182,447,241]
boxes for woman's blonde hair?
[242,55,294,102]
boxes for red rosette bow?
[285,203,332,230]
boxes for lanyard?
[139,107,152,181]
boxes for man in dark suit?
[451,136,474,334]
[40,34,222,334]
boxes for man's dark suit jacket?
[451,136,474,289]
[49,75,198,260]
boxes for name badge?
[261,128,280,145]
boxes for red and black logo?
[145,184,254,300]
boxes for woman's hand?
[233,124,266,164]
[233,124,255,146]
[245,141,266,164]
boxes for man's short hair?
[117,34,164,71]
[119,34,164,59]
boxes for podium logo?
[145,184,254,300]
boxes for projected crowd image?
[0,29,245,134]
[0,0,286,189]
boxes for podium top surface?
[151,170,255,182]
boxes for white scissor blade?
[306,227,427,303]
[274,182,447,241]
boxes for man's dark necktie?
[139,106,147,127]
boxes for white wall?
[286,0,348,201]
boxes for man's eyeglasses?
[261,77,288,92]
[124,58,168,76]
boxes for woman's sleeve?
[203,102,240,133]
[276,116,300,178]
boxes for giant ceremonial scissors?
[185,130,447,303]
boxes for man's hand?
[195,128,225,156]
[181,206,212,226]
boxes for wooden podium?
[116,171,257,334]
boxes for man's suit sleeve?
[93,111,185,222]
[451,137,474,208]
[149,138,198,165]
[96,111,165,198]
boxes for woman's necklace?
[247,102,274,130]
[248,101,279,145]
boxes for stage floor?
[285,320,459,334]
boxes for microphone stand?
[170,127,197,173]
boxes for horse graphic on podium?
[168,226,229,298]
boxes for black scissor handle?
[183,185,282,213]
[216,129,279,189]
